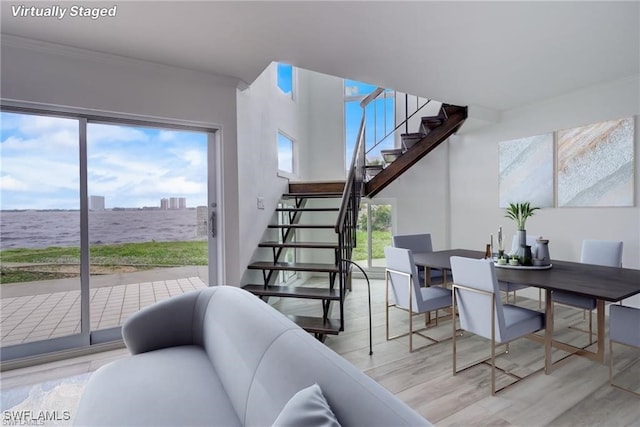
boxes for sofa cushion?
[74,346,241,427]
[272,383,340,427]
[245,329,430,426]
[200,286,298,425]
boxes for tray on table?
[494,262,552,270]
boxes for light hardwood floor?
[286,277,640,426]
[2,279,638,426]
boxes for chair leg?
[609,339,640,397]
[491,339,496,395]
[539,288,542,309]
[409,307,414,352]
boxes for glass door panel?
[86,123,209,335]
[1,112,82,348]
[354,201,392,270]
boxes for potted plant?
[505,202,539,265]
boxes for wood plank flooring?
[275,277,640,426]
[2,279,638,426]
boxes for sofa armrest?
[122,288,212,354]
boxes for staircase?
[242,181,351,340]
[364,103,468,197]
[243,87,466,339]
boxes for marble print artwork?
[557,117,634,207]
[499,133,554,208]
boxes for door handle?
[210,211,216,238]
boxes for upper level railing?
[362,89,433,164]
[334,86,436,302]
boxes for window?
[0,106,217,359]
[344,80,394,169]
[277,132,295,175]
[277,63,294,97]
[354,200,393,271]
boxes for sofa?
[74,285,430,426]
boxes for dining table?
[412,249,640,374]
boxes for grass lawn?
[1,241,207,284]
[353,230,391,261]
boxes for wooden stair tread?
[268,224,334,229]
[365,104,468,197]
[282,192,343,199]
[243,285,341,300]
[288,181,345,194]
[258,241,339,249]
[275,207,339,212]
[287,315,341,335]
[248,261,339,273]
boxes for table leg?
[545,289,553,374]
[596,299,605,362]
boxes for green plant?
[504,202,539,230]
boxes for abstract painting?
[499,133,554,208]
[557,117,634,207]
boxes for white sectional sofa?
[74,285,430,426]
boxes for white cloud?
[0,174,29,191]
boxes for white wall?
[449,76,640,269]
[1,36,243,284]
[236,66,345,283]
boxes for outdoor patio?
[1,267,207,347]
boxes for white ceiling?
[1,1,638,112]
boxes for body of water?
[0,209,207,249]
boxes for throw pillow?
[272,383,341,427]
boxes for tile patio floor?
[1,272,206,347]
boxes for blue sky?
[0,112,208,210]
[1,75,391,210]
[344,80,395,166]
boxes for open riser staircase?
[243,181,349,340]
[243,89,467,339]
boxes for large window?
[354,200,393,271]
[1,112,82,347]
[344,80,395,168]
[0,107,217,360]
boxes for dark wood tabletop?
[413,249,640,302]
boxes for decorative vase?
[515,229,526,261]
[522,245,533,266]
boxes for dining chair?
[450,256,545,395]
[392,233,448,286]
[498,233,539,306]
[609,304,640,397]
[384,246,452,352]
[551,239,623,345]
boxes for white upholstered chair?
[450,256,545,395]
[551,240,623,345]
[392,233,447,285]
[384,246,452,352]
[609,304,640,397]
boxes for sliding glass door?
[86,123,210,341]
[0,113,83,355]
[0,107,220,360]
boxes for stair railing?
[334,86,435,333]
[335,112,366,330]
[362,88,433,165]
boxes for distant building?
[167,197,187,210]
[169,197,178,209]
[89,195,105,211]
[160,198,169,210]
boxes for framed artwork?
[557,117,634,207]
[499,133,554,208]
